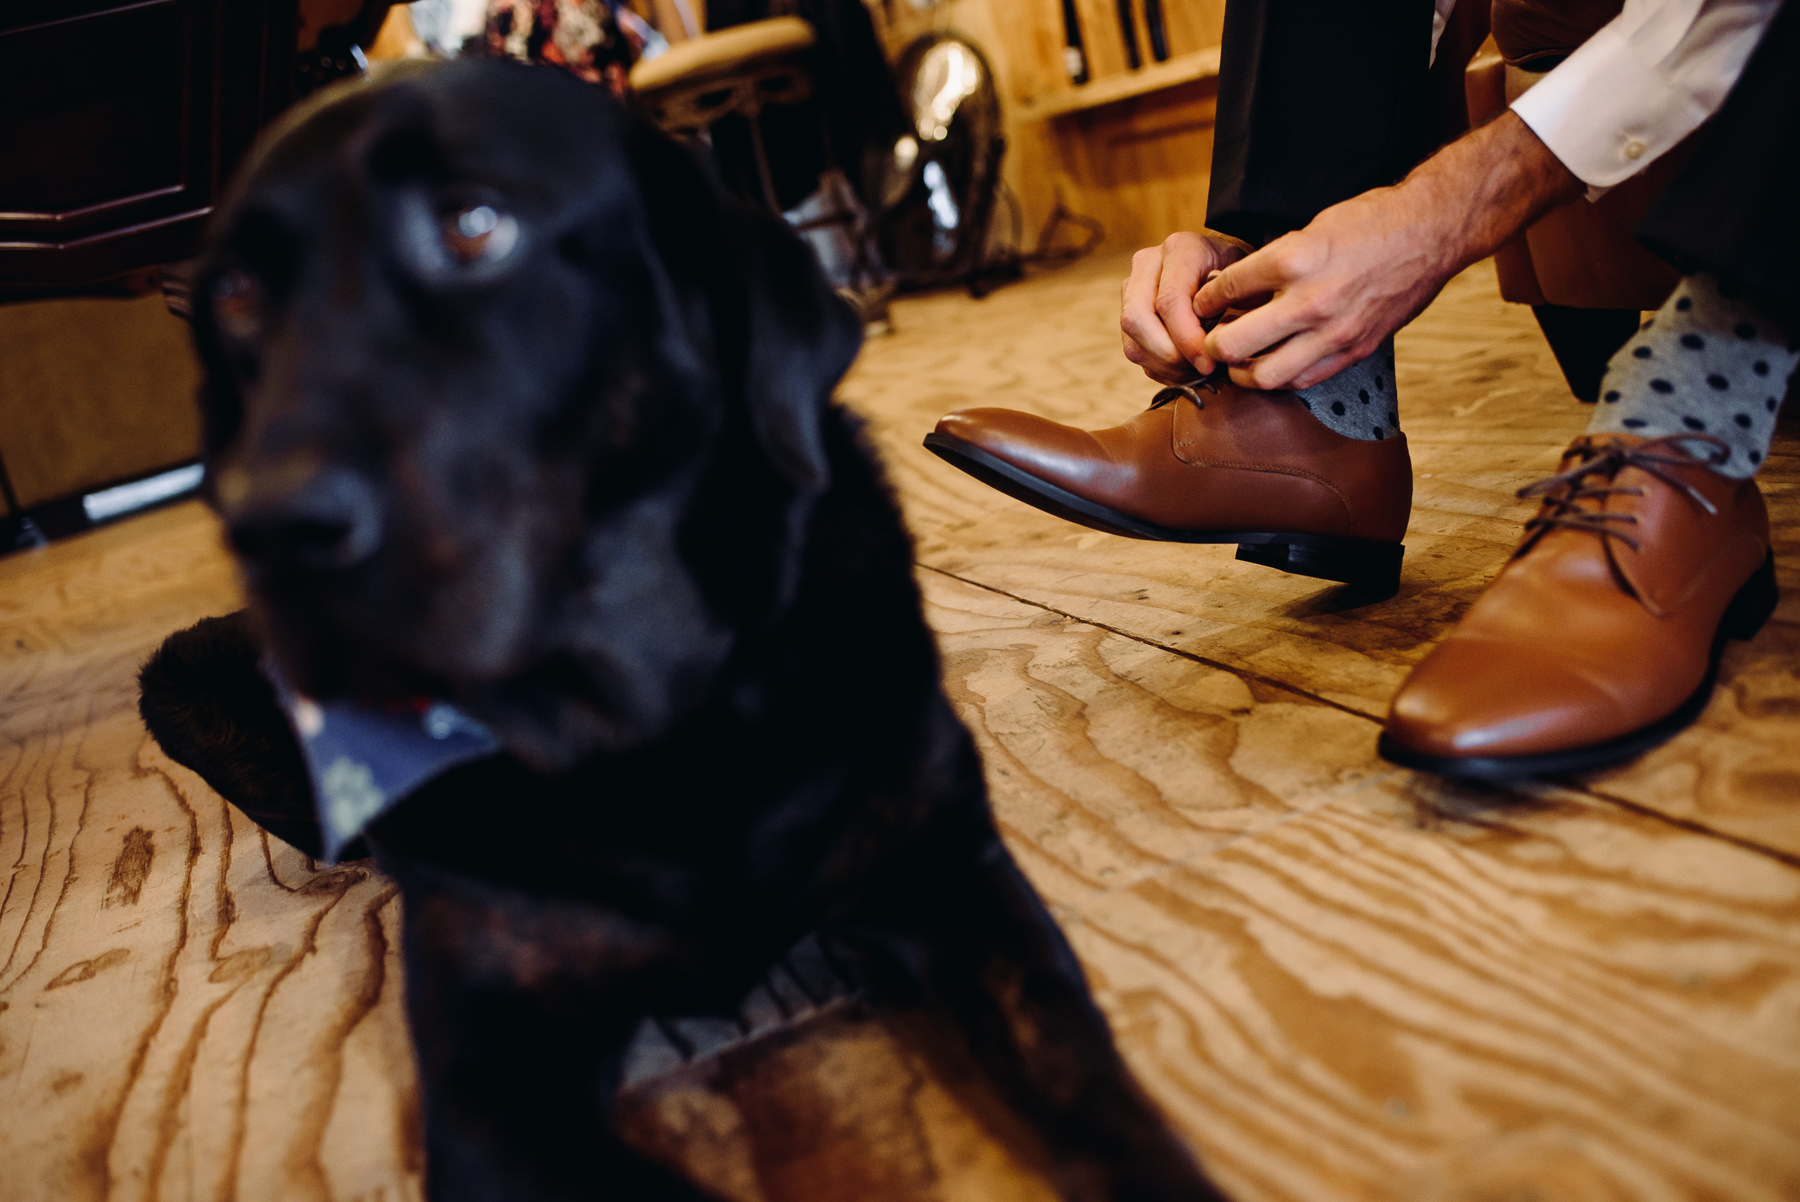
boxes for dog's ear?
[623,121,861,493]
[726,205,864,492]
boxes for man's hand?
[1194,185,1459,390]
[1120,231,1249,384]
[1194,112,1584,391]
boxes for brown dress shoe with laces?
[924,379,1414,594]
[1380,434,1778,781]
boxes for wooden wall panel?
[1062,0,1223,73]
[1054,81,1218,252]
[1159,0,1230,59]
[0,295,201,507]
[1070,0,1131,79]
[873,0,1226,255]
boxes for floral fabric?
[483,0,634,94]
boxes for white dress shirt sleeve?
[1510,0,1780,191]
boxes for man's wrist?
[1389,163,1476,291]
[1404,112,1582,275]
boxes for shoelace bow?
[1515,433,1728,555]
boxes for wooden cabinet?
[0,0,301,542]
[0,0,299,291]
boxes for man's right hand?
[1120,231,1249,384]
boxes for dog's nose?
[218,458,383,570]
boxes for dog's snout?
[219,458,383,570]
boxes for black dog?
[138,59,1224,1202]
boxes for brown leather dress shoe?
[924,379,1413,593]
[1380,434,1778,780]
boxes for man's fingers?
[1203,294,1319,366]
[1153,269,1215,375]
[1152,232,1224,368]
[1122,331,1199,386]
[1123,236,1223,378]
[1194,239,1303,317]
[1123,332,1199,385]
[1223,331,1342,393]
[1121,247,1161,325]
[1286,347,1363,392]
[1121,303,1184,378]
[1121,250,1185,373]
[1193,286,1274,320]
[1121,233,1258,382]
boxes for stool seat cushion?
[630,16,815,95]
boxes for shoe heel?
[1235,538,1404,597]
[1721,551,1779,642]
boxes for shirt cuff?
[1509,21,1710,190]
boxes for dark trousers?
[1205,0,1437,247]
[1638,0,1800,322]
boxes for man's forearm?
[1404,110,1584,278]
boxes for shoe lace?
[1148,368,1226,410]
[1515,433,1728,555]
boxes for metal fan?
[877,32,1005,292]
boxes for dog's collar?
[264,661,499,863]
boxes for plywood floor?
[3,256,1797,1202]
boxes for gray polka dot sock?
[1587,273,1798,478]
[1291,339,1402,441]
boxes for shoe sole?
[923,431,1406,596]
[1377,550,1779,782]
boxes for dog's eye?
[211,269,263,339]
[441,205,519,265]
[398,195,524,280]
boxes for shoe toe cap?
[1386,640,1631,760]
[931,407,1121,490]
[933,407,1072,452]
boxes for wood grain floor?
[2,256,1796,1201]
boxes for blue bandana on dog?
[266,663,500,862]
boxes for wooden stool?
[631,15,893,330]
[630,16,817,212]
